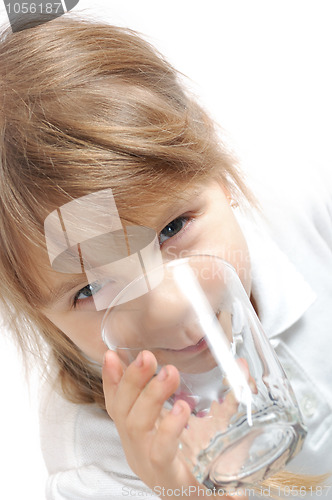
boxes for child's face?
[40,180,251,364]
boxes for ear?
[220,184,239,208]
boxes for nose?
[140,273,205,350]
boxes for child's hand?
[102,350,219,498]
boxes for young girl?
[0,13,331,499]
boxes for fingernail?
[171,401,184,415]
[156,366,168,381]
[102,352,121,385]
[134,351,144,367]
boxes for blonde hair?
[0,13,326,496]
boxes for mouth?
[167,336,208,353]
[163,308,222,354]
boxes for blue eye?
[73,282,102,307]
[159,216,189,244]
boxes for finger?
[126,364,180,433]
[237,357,250,380]
[209,389,239,427]
[102,350,125,417]
[106,350,158,422]
[149,399,191,466]
[237,357,258,394]
[102,350,124,393]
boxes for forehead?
[120,183,204,226]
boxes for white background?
[0,1,332,498]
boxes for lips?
[164,307,222,353]
[168,336,208,353]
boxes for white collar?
[235,209,317,338]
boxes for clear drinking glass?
[101,255,307,492]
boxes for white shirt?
[39,167,332,499]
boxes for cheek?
[225,238,251,296]
[202,213,252,296]
[218,218,251,295]
[45,310,107,363]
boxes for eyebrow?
[154,187,205,228]
[42,275,88,308]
